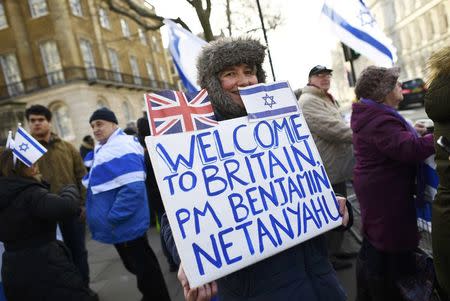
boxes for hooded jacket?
[299,85,354,184]
[351,101,434,252]
[0,176,93,301]
[424,46,450,298]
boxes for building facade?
[366,0,449,80]
[0,0,176,145]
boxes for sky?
[148,0,339,90]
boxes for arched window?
[122,101,133,122]
[50,102,75,140]
[97,98,109,109]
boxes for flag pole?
[255,0,276,81]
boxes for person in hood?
[0,149,95,301]
[172,37,351,301]
[424,46,450,301]
[351,66,434,300]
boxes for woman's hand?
[178,264,218,301]
[337,196,349,227]
[414,122,427,136]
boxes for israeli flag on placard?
[82,129,145,195]
[321,0,397,67]
[164,19,207,92]
[239,81,299,122]
[13,126,47,167]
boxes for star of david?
[262,93,276,109]
[19,142,29,152]
[358,7,375,27]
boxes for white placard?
[145,113,342,287]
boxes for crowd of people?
[0,36,448,301]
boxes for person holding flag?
[165,37,352,301]
[83,107,171,301]
[0,128,95,300]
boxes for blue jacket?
[86,181,150,244]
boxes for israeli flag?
[321,0,397,67]
[82,129,145,195]
[417,155,439,232]
[13,126,47,167]
[239,81,299,122]
[5,130,14,149]
[164,19,207,92]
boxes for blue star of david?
[262,93,276,109]
[358,7,375,27]
[19,142,29,152]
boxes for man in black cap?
[84,108,171,301]
[298,65,356,270]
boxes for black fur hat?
[196,37,267,118]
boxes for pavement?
[87,226,360,301]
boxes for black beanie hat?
[89,107,118,124]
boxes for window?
[108,48,122,82]
[129,55,141,85]
[80,39,96,79]
[28,0,48,18]
[40,41,64,85]
[98,8,110,29]
[50,103,75,140]
[69,0,82,17]
[146,61,157,88]
[0,54,24,96]
[122,101,133,122]
[138,28,147,45]
[159,66,168,88]
[151,36,160,52]
[120,18,130,38]
[0,1,8,29]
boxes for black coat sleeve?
[160,213,181,266]
[28,184,80,220]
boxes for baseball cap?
[308,65,333,77]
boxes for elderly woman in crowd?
[351,66,435,300]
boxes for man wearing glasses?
[298,65,355,271]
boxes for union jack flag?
[144,89,218,136]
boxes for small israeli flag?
[5,130,14,149]
[164,19,207,92]
[239,81,299,122]
[321,0,397,67]
[13,126,47,167]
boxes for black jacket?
[0,176,93,301]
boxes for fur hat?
[355,66,400,102]
[196,37,266,118]
[89,107,118,124]
[426,46,450,86]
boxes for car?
[399,78,427,110]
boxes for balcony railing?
[0,67,177,101]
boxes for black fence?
[0,67,177,101]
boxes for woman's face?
[383,81,404,107]
[218,64,258,108]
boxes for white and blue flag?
[12,126,47,167]
[239,81,299,122]
[82,129,145,195]
[417,155,439,232]
[164,19,207,92]
[321,0,397,67]
[5,130,14,149]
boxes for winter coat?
[351,101,434,252]
[299,85,354,184]
[424,46,450,298]
[86,181,150,244]
[38,133,87,202]
[0,176,92,301]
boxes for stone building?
[0,0,176,145]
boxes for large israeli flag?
[164,19,207,92]
[239,81,299,122]
[321,0,397,67]
[13,126,47,167]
